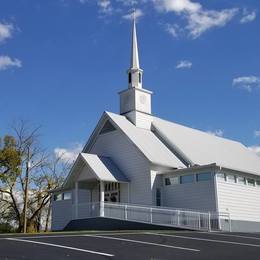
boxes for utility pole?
[23,146,31,233]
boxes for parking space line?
[6,238,114,257]
[147,232,260,248]
[83,234,200,252]
[196,232,260,241]
[97,232,146,236]
[0,232,146,241]
[2,234,86,240]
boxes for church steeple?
[119,10,153,129]
[130,11,140,69]
[128,10,143,89]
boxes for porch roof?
[62,153,129,189]
[81,153,129,183]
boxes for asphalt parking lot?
[1,230,260,260]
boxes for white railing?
[74,202,231,232]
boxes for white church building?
[52,16,260,232]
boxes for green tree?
[0,135,21,181]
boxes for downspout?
[213,166,221,230]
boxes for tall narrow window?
[128,73,132,84]
[139,72,142,83]
[156,188,161,206]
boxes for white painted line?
[97,232,146,236]
[0,232,146,240]
[197,232,260,241]
[147,232,260,248]
[6,238,114,257]
[3,234,85,240]
[83,234,200,252]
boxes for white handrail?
[74,201,231,232]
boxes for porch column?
[100,181,104,217]
[75,181,79,219]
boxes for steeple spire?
[130,9,140,69]
[128,9,143,89]
[119,9,153,129]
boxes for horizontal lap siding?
[90,130,152,205]
[51,200,73,230]
[216,180,260,221]
[162,180,217,212]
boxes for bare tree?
[0,121,69,232]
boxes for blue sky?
[0,0,260,160]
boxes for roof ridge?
[152,115,241,145]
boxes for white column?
[75,181,79,219]
[100,181,104,217]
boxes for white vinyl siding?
[90,129,152,205]
[51,198,73,231]
[162,173,217,211]
[216,172,260,222]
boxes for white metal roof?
[152,117,260,176]
[106,112,185,169]
[80,153,129,182]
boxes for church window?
[165,178,170,186]
[128,73,132,83]
[100,120,116,135]
[237,176,246,185]
[196,172,211,182]
[247,178,255,186]
[63,192,72,200]
[180,174,194,184]
[54,193,62,201]
[156,188,161,206]
[226,174,236,183]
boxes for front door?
[104,182,120,202]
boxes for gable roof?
[152,117,260,176]
[81,153,128,182]
[83,112,185,169]
[63,153,128,189]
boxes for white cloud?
[254,130,260,137]
[123,9,144,20]
[232,76,260,92]
[248,146,260,157]
[176,60,192,69]
[98,0,113,14]
[187,8,238,38]
[154,0,201,13]
[165,23,180,38]
[153,0,238,38]
[116,0,139,6]
[0,56,22,71]
[0,22,14,43]
[240,9,256,24]
[54,143,83,163]
[207,129,224,137]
